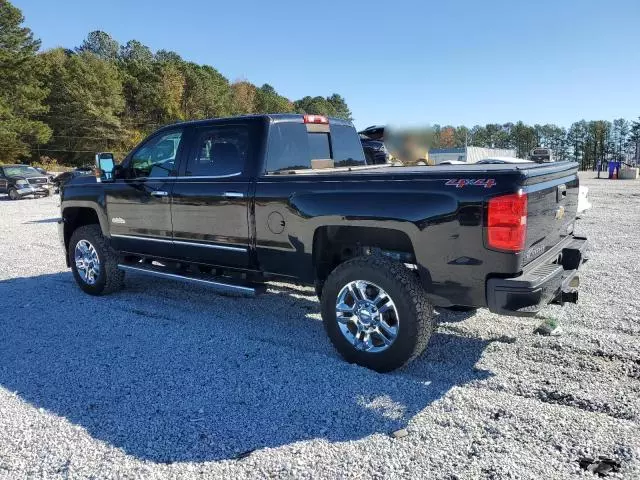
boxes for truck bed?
[266,160,576,178]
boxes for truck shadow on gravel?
[0,273,493,464]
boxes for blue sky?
[14,0,640,129]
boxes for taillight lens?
[487,192,528,252]
[303,114,329,124]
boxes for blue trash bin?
[608,161,621,179]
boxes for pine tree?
[77,30,119,61]
[0,0,51,161]
[40,49,127,165]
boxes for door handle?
[150,191,169,197]
[223,191,244,198]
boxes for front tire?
[69,224,124,295]
[8,188,19,200]
[321,256,434,372]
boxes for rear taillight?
[487,192,528,252]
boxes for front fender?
[60,178,110,237]
[60,200,110,237]
[59,182,111,267]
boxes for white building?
[429,146,517,164]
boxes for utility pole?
[465,130,470,162]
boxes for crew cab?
[58,114,587,371]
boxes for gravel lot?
[0,173,638,479]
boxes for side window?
[131,130,183,178]
[185,126,248,177]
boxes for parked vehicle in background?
[52,167,94,192]
[34,167,56,182]
[359,125,384,141]
[58,114,587,372]
[358,125,390,165]
[530,147,554,163]
[0,164,52,200]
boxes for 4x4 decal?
[445,178,496,188]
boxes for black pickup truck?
[58,114,587,371]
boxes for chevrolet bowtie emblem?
[555,206,565,220]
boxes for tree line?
[431,120,639,170]
[1,0,638,169]
[0,0,352,166]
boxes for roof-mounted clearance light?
[303,114,329,124]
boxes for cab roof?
[154,114,353,133]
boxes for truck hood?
[6,172,48,180]
[6,174,50,182]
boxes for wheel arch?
[61,202,109,263]
[312,225,423,285]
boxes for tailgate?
[522,162,579,265]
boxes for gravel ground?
[0,172,638,479]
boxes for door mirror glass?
[95,152,116,182]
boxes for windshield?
[4,166,40,176]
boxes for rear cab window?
[265,119,366,173]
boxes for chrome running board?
[117,264,263,297]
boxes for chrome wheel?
[335,280,399,353]
[74,239,101,285]
[8,189,19,200]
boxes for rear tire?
[321,256,434,372]
[69,224,124,295]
